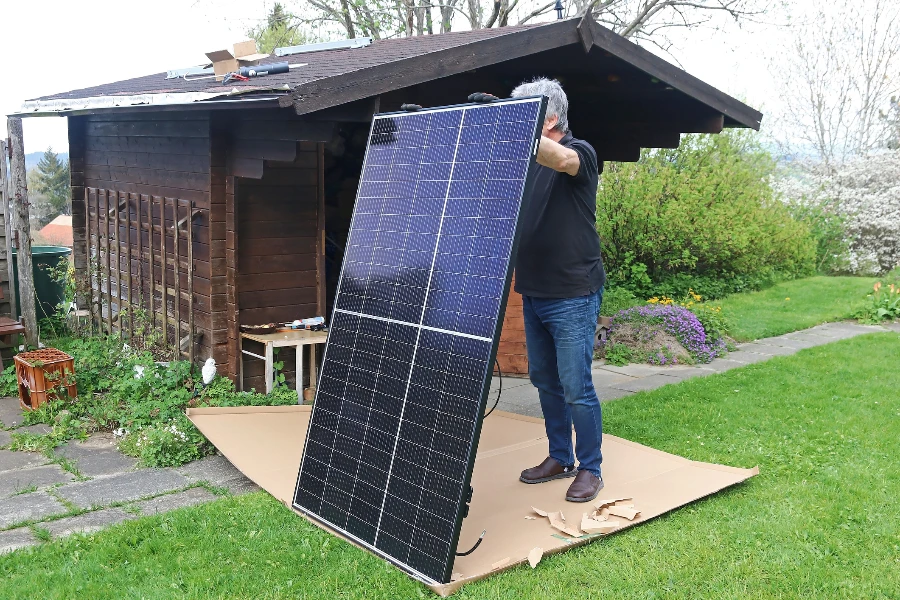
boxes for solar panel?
[293,96,547,584]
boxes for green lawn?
[1,332,898,598]
[719,276,878,341]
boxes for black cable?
[455,529,486,556]
[483,357,502,419]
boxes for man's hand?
[536,136,580,177]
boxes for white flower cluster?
[775,151,900,275]
[166,423,188,442]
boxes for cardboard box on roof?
[205,40,270,80]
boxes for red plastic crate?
[14,348,77,411]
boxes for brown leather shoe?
[565,470,604,502]
[519,457,577,484]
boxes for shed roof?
[22,16,761,132]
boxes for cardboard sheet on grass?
[187,405,757,596]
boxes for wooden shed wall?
[73,112,213,361]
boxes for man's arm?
[536,135,580,176]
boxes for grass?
[719,275,878,341]
[0,332,898,598]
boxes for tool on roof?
[222,61,290,84]
[467,92,500,103]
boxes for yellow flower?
[874,282,882,293]
[648,297,659,304]
[785,297,790,301]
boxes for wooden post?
[7,118,38,347]
[0,138,16,320]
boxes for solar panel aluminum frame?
[292,95,549,585]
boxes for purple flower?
[610,304,727,364]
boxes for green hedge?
[597,131,816,299]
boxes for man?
[511,78,606,502]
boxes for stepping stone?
[0,492,67,528]
[56,469,190,510]
[594,364,666,378]
[17,424,51,435]
[610,374,683,393]
[0,398,24,428]
[0,527,37,554]
[737,343,798,356]
[43,508,136,538]
[132,487,218,515]
[755,336,819,350]
[0,465,73,498]
[57,437,139,477]
[222,477,262,496]
[0,430,11,448]
[597,387,636,401]
[176,455,244,487]
[704,358,750,372]
[591,371,638,388]
[658,367,714,380]
[719,351,769,364]
[0,450,48,473]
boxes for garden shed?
[14,14,761,388]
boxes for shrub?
[775,151,900,275]
[600,286,642,317]
[597,130,816,299]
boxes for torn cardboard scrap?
[527,547,543,568]
[607,505,641,520]
[580,513,621,534]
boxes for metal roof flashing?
[14,87,290,117]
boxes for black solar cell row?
[293,96,546,584]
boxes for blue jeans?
[522,289,603,478]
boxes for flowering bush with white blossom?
[775,151,900,275]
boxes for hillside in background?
[25,151,68,171]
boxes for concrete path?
[0,320,895,555]
[489,321,897,418]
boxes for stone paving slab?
[652,367,714,380]
[754,336,821,350]
[43,508,136,538]
[0,492,67,528]
[0,430,10,447]
[0,527,37,554]
[0,465,73,498]
[132,487,219,515]
[591,371,639,387]
[737,343,799,356]
[58,439,139,477]
[718,351,770,364]
[883,322,900,332]
[596,387,636,401]
[0,450,48,472]
[176,455,244,487]
[221,476,262,496]
[495,400,543,418]
[0,398,24,428]
[17,424,52,435]
[57,469,190,510]
[610,374,684,393]
[594,363,666,378]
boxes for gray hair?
[511,77,569,133]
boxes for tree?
[32,147,70,218]
[247,2,312,53]
[771,0,900,165]
[293,0,768,43]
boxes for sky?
[0,0,793,155]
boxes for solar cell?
[293,96,547,584]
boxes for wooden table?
[239,329,328,402]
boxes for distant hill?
[25,151,68,171]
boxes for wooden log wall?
[76,113,211,361]
[236,141,323,392]
[0,139,13,321]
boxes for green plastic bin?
[11,246,72,320]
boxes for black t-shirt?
[514,132,606,298]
